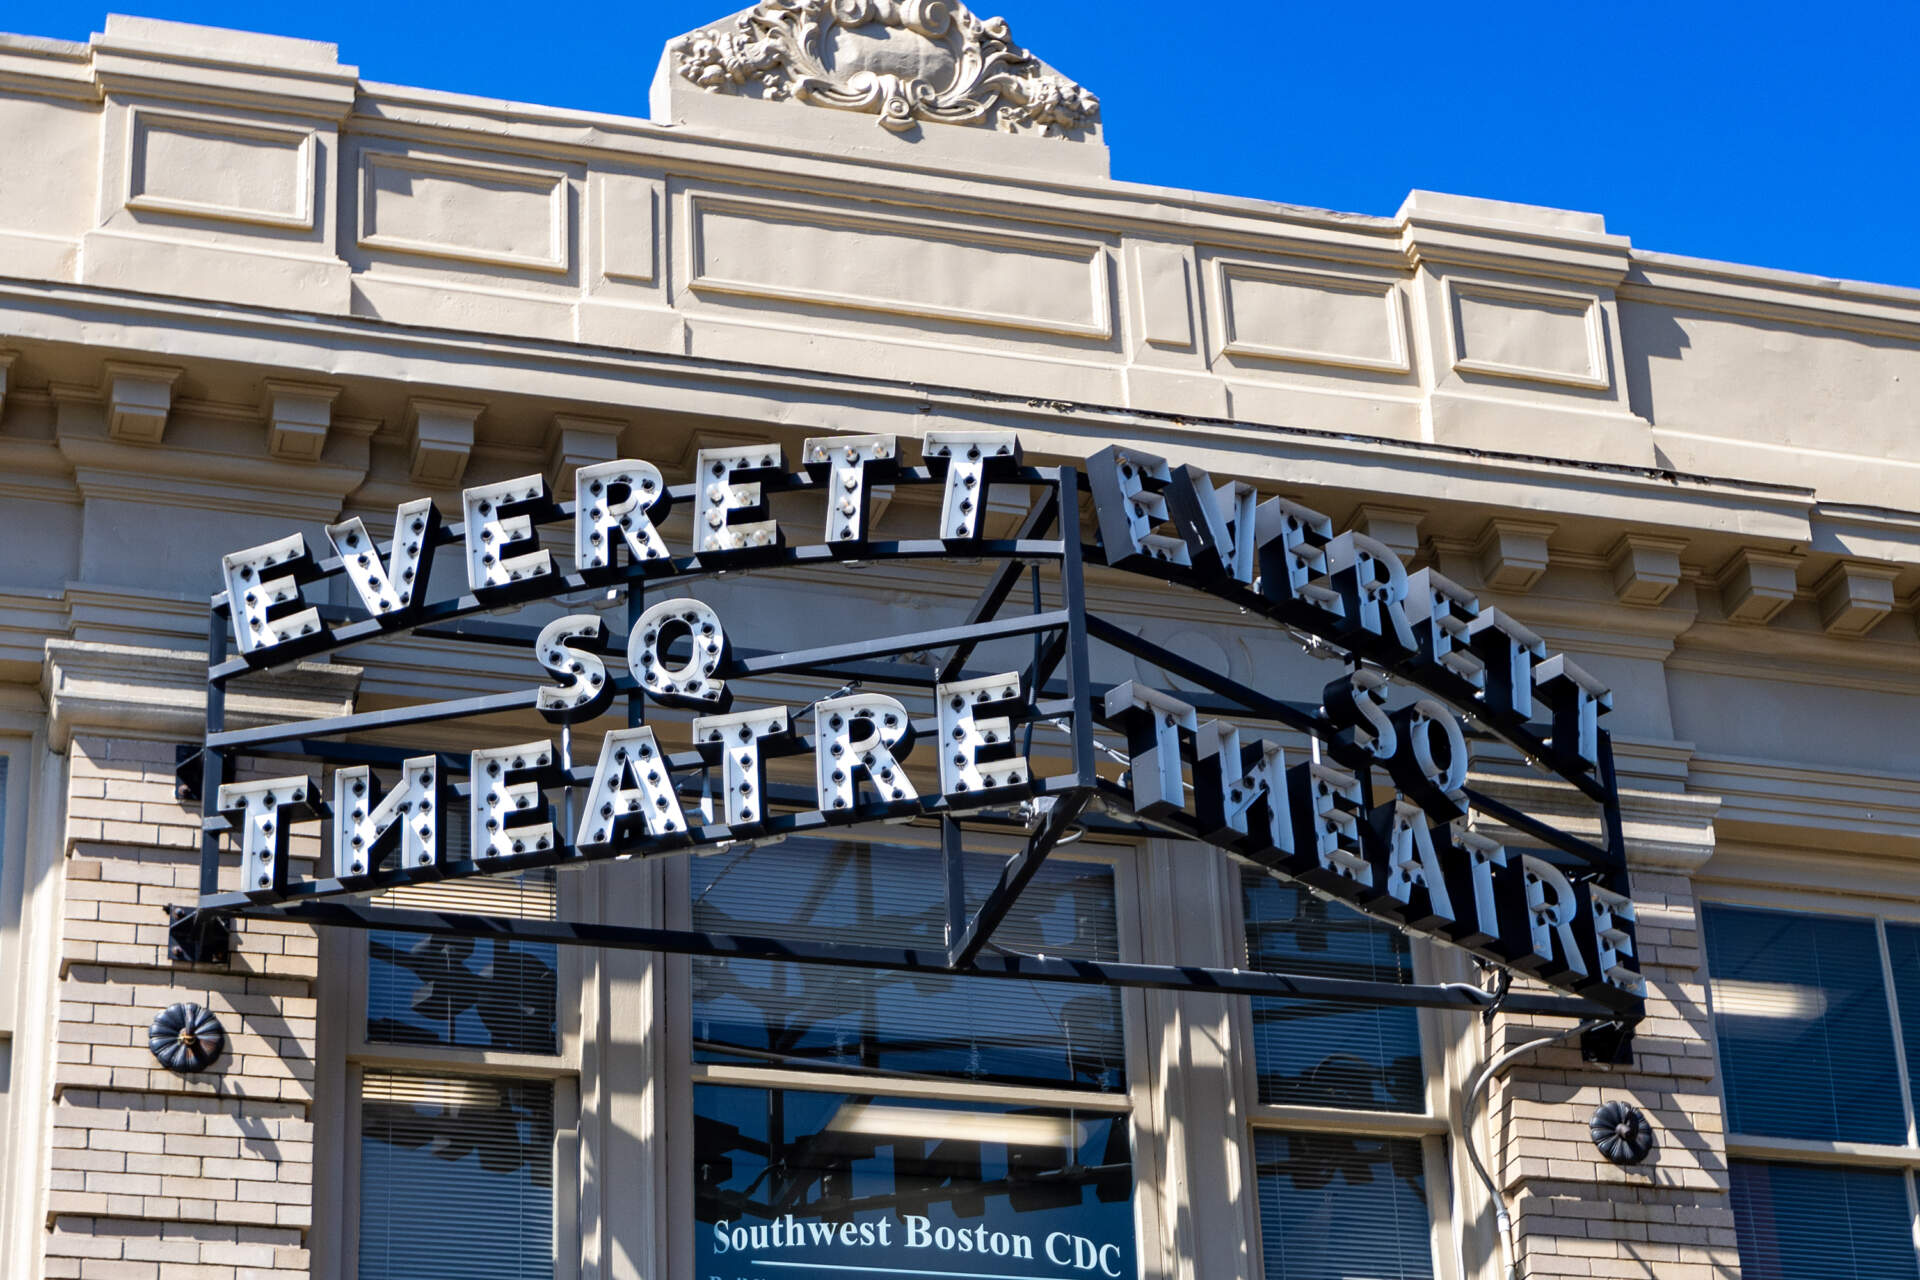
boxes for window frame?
[664,819,1162,1279]
[1226,865,1468,1280]
[0,730,34,1038]
[1700,882,1920,1272]
[334,868,587,1280]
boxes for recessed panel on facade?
[358,150,570,273]
[687,193,1113,340]
[127,108,316,230]
[1213,258,1411,374]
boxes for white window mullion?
[1877,918,1919,1149]
[1905,1167,1920,1276]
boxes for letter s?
[711,1220,730,1255]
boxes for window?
[368,875,560,1054]
[351,870,571,1280]
[1241,871,1444,1280]
[1704,901,1920,1278]
[688,831,1138,1277]
[0,752,14,1031]
[359,1072,556,1280]
[0,750,18,1231]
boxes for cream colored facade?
[0,10,1917,1280]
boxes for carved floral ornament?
[673,0,1099,136]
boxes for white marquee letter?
[216,776,314,898]
[463,474,554,591]
[1522,855,1589,979]
[1304,757,1369,887]
[1326,530,1416,652]
[1102,681,1196,815]
[535,614,613,723]
[1406,567,1484,690]
[469,742,557,860]
[1195,722,1292,855]
[222,534,323,657]
[1382,800,1454,923]
[923,431,1021,541]
[629,598,730,709]
[575,460,669,573]
[580,727,686,848]
[692,706,791,828]
[937,673,1029,801]
[333,757,441,877]
[803,435,897,543]
[327,497,438,621]
[694,444,784,555]
[815,693,917,811]
[1591,886,1646,996]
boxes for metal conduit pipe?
[1463,1018,1613,1280]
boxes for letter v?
[327,497,440,621]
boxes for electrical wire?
[1462,1017,1614,1280]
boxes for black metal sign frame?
[175,446,1644,1028]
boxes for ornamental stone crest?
[672,0,1099,136]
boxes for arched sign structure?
[173,431,1644,1032]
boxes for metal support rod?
[942,468,1101,970]
[210,537,1067,684]
[948,786,1092,968]
[1461,786,1619,873]
[938,486,1061,682]
[1085,612,1327,740]
[731,610,1069,680]
[1059,468,1095,787]
[230,899,1621,1018]
[199,609,229,900]
[941,815,965,954]
[206,614,1072,754]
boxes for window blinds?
[359,1071,555,1280]
[368,872,560,1054]
[1730,1160,1920,1280]
[1703,903,1905,1143]
[691,836,1126,1091]
[1254,1131,1434,1280]
[1242,872,1424,1112]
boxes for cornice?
[41,638,361,749]
[1468,769,1720,873]
[1398,191,1632,287]
[1668,619,1920,691]
[0,276,1824,545]
[1623,250,1920,343]
[1691,752,1920,857]
[57,430,366,522]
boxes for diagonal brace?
[948,785,1092,968]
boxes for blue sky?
[17,2,1920,288]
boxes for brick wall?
[38,735,318,1280]
[1493,866,1739,1279]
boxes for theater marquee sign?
[173,430,1644,1023]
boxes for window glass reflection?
[692,837,1125,1091]
[359,1072,554,1280]
[1704,904,1904,1143]
[367,931,558,1054]
[1729,1160,1919,1280]
[1254,1132,1433,1280]
[696,1084,1134,1280]
[1242,872,1424,1112]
